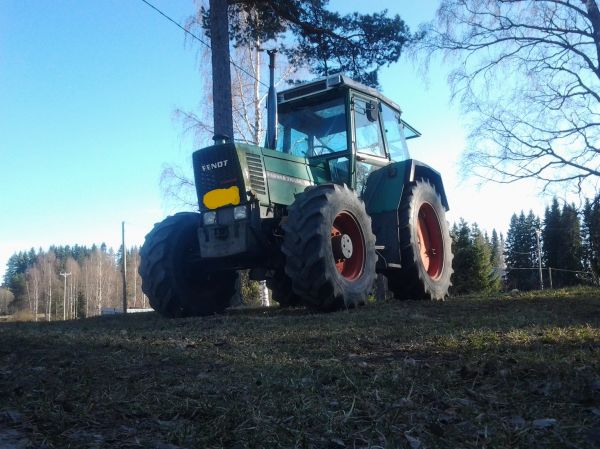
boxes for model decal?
[266,171,312,187]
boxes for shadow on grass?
[0,289,599,448]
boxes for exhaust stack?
[265,50,278,150]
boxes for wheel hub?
[331,211,365,281]
[332,233,354,259]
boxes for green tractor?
[139,74,453,317]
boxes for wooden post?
[535,229,544,290]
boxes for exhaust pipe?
[265,49,278,150]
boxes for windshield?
[276,95,348,157]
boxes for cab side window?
[354,98,385,158]
[381,104,410,162]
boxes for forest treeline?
[0,244,146,320]
[2,196,599,319]
[452,196,600,294]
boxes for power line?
[504,266,593,275]
[138,0,269,88]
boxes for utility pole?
[122,221,128,313]
[60,271,71,320]
[535,228,544,290]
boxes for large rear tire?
[282,184,377,310]
[139,212,237,318]
[387,180,453,300]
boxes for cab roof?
[277,74,421,139]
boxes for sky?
[0,0,551,280]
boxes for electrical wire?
[138,0,269,88]
[504,266,593,275]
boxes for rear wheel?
[139,212,237,318]
[282,184,377,310]
[387,180,453,300]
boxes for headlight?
[203,211,217,225]
[233,205,247,220]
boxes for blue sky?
[0,0,548,278]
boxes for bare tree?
[422,0,600,193]
[39,252,57,321]
[0,287,14,315]
[82,255,93,317]
[65,257,80,319]
[25,265,41,321]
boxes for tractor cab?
[274,74,420,195]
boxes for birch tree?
[422,0,600,193]
[25,265,41,320]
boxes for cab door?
[350,95,389,196]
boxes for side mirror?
[366,101,380,122]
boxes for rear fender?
[362,159,449,215]
[362,159,449,269]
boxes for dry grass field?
[1,287,599,448]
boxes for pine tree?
[208,0,418,88]
[471,224,500,293]
[543,198,562,279]
[542,198,584,287]
[450,219,473,294]
[506,211,540,290]
[490,229,505,273]
[450,220,500,294]
[582,197,600,282]
[559,203,583,286]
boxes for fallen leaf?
[509,415,526,429]
[329,437,345,448]
[404,433,421,449]
[532,418,557,429]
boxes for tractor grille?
[192,143,245,210]
[246,153,266,194]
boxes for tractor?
[139,74,453,317]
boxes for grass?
[1,287,599,448]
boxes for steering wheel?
[311,144,335,156]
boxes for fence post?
[548,267,553,289]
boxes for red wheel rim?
[331,211,365,280]
[417,203,444,280]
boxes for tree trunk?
[209,0,234,141]
[584,0,600,76]
[47,271,52,322]
[253,43,262,144]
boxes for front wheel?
[387,180,453,300]
[139,213,237,318]
[282,184,377,310]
